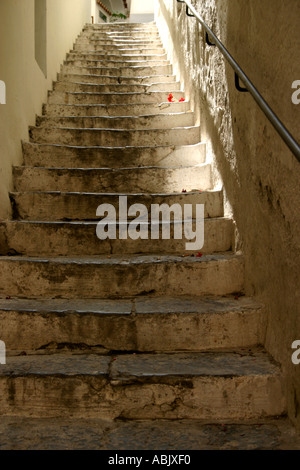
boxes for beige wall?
[156,0,300,427]
[0,0,91,219]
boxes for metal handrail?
[176,0,300,163]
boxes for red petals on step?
[196,253,203,258]
[168,93,185,102]
[182,189,187,193]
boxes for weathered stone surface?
[0,295,263,352]
[10,190,223,221]
[2,417,299,450]
[53,80,181,94]
[22,141,206,168]
[0,253,244,299]
[0,217,233,256]
[36,111,194,130]
[61,64,173,77]
[0,348,285,420]
[13,163,210,193]
[44,100,189,116]
[47,89,180,105]
[28,125,200,147]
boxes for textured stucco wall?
[156,0,300,427]
[0,0,91,220]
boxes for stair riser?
[28,126,200,147]
[36,113,194,131]
[13,164,210,193]
[0,218,233,256]
[64,59,170,68]
[83,25,159,30]
[76,39,163,46]
[22,142,206,169]
[80,33,160,40]
[43,101,188,117]
[74,46,165,54]
[0,375,284,420]
[48,90,179,105]
[11,191,222,221]
[57,73,176,85]
[0,304,262,352]
[60,65,172,77]
[0,256,244,299]
[66,53,168,61]
[53,81,180,93]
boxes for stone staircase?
[0,21,296,450]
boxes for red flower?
[196,253,203,258]
[179,97,185,102]
[168,93,176,102]
[182,189,187,193]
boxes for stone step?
[60,64,173,77]
[75,39,163,46]
[80,31,160,38]
[43,101,189,117]
[80,34,161,42]
[57,73,176,85]
[73,45,166,54]
[36,112,194,131]
[0,252,244,299]
[0,295,264,352]
[13,163,210,193]
[0,416,298,450]
[28,125,201,147]
[83,24,158,30]
[10,189,222,221]
[48,90,180,106]
[53,80,180,94]
[0,348,285,419]
[0,217,233,256]
[66,52,168,61]
[64,58,170,68]
[22,141,206,168]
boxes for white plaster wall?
[0,0,91,219]
[155,0,300,428]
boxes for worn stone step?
[48,89,180,106]
[57,73,176,85]
[43,101,188,117]
[80,32,161,39]
[64,58,170,68]
[0,252,244,299]
[22,141,206,168]
[75,38,163,46]
[60,64,172,77]
[53,80,180,94]
[28,125,200,147]
[10,190,223,221]
[0,416,298,450]
[0,295,264,352]
[13,163,210,193]
[83,24,158,31]
[0,348,285,419]
[74,45,165,54]
[36,112,194,131]
[0,217,233,257]
[66,52,168,61]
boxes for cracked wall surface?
[155,0,300,428]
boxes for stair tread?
[0,251,241,264]
[0,294,258,315]
[1,347,279,378]
[0,416,298,450]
